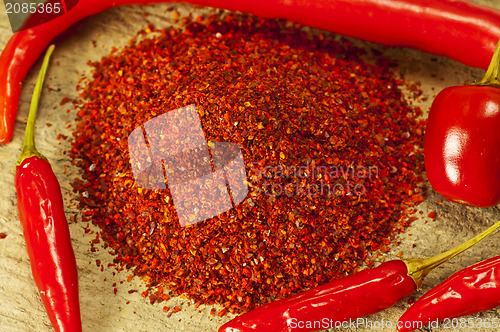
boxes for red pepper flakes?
[149,294,158,304]
[428,211,436,220]
[218,308,227,317]
[0,232,6,239]
[60,97,72,106]
[411,194,424,204]
[173,306,182,313]
[70,13,425,314]
[407,216,418,224]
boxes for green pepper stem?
[17,45,55,166]
[404,219,500,288]
[476,37,500,86]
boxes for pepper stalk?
[17,44,55,165]
[476,37,500,87]
[404,219,500,288]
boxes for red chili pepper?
[1,0,500,144]
[15,45,82,332]
[424,37,500,207]
[219,221,500,332]
[397,255,500,332]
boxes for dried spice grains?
[70,14,425,314]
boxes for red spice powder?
[70,13,425,313]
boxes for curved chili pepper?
[424,37,500,207]
[1,0,500,144]
[15,45,82,332]
[397,255,500,332]
[218,221,500,332]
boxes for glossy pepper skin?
[15,45,82,332]
[1,0,500,143]
[219,260,416,332]
[16,157,82,332]
[219,221,500,332]
[397,256,500,332]
[424,38,500,207]
[424,86,500,207]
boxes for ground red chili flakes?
[70,13,425,314]
[218,308,227,317]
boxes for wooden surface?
[1,1,500,331]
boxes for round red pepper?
[424,38,500,207]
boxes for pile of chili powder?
[70,14,425,313]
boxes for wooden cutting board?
[1,1,499,331]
